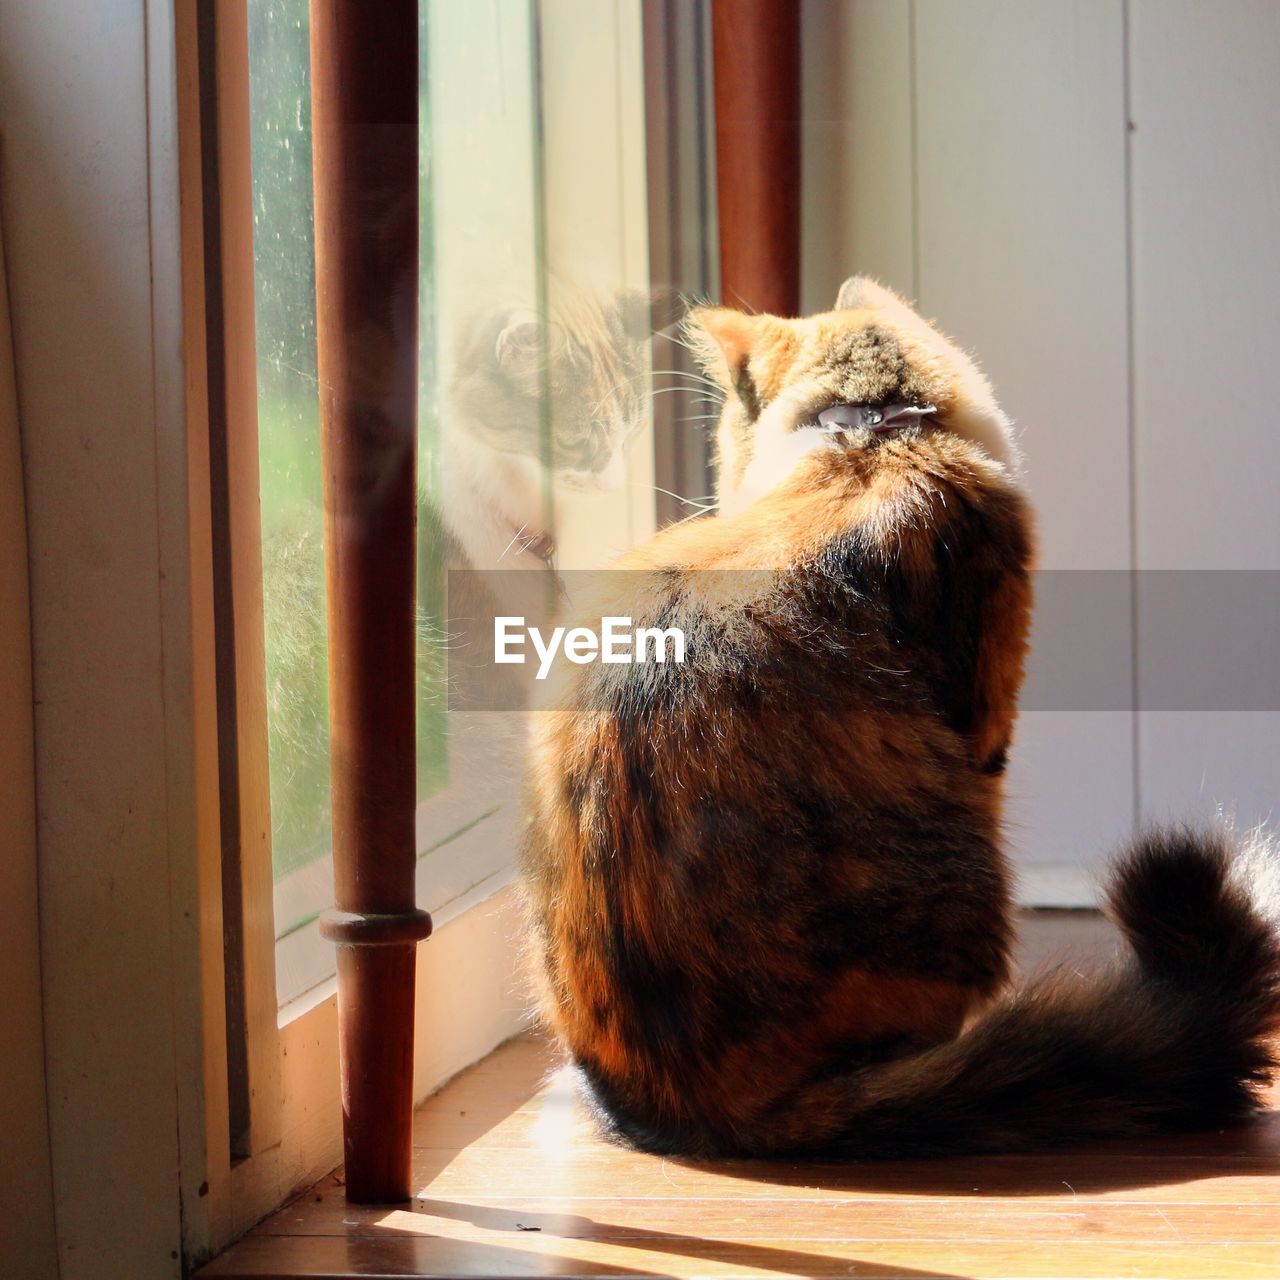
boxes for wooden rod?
[308,0,431,1204]
[710,0,802,316]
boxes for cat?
[518,276,1280,1158]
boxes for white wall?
[802,0,1280,897]
[1127,0,1280,835]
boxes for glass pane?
[249,0,662,1008]
[247,2,328,895]
[247,0,334,1007]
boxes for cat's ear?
[685,307,796,416]
[835,275,909,312]
[685,307,758,376]
[495,312,562,394]
[683,307,763,412]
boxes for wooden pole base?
[328,937,429,1203]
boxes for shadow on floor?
[372,1196,963,1279]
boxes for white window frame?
[222,0,664,1254]
[185,0,550,1250]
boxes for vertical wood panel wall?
[801,0,1280,896]
[1127,0,1280,834]
[914,0,1134,896]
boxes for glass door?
[247,0,663,1008]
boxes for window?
[247,0,682,1008]
[171,0,714,1248]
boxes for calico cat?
[519,277,1280,1158]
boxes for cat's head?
[687,277,1018,514]
[449,287,668,492]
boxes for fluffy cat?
[519,277,1280,1157]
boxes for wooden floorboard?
[198,914,1280,1279]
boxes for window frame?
[179,0,694,1258]
[180,0,535,1251]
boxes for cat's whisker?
[671,504,716,526]
[652,484,717,510]
[498,524,529,562]
[648,382,720,397]
[648,386,721,400]
[653,326,708,358]
[649,367,721,385]
[650,376,724,396]
[592,373,644,402]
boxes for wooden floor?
[200,914,1280,1279]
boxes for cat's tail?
[764,826,1280,1157]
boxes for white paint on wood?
[172,0,234,1256]
[805,0,1280,889]
[1016,864,1101,911]
[0,1,186,1274]
[1128,0,1280,574]
[1128,0,1280,834]
[800,0,915,312]
[913,0,1135,881]
[1138,712,1280,833]
[914,0,1132,573]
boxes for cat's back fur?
[520,279,1280,1157]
